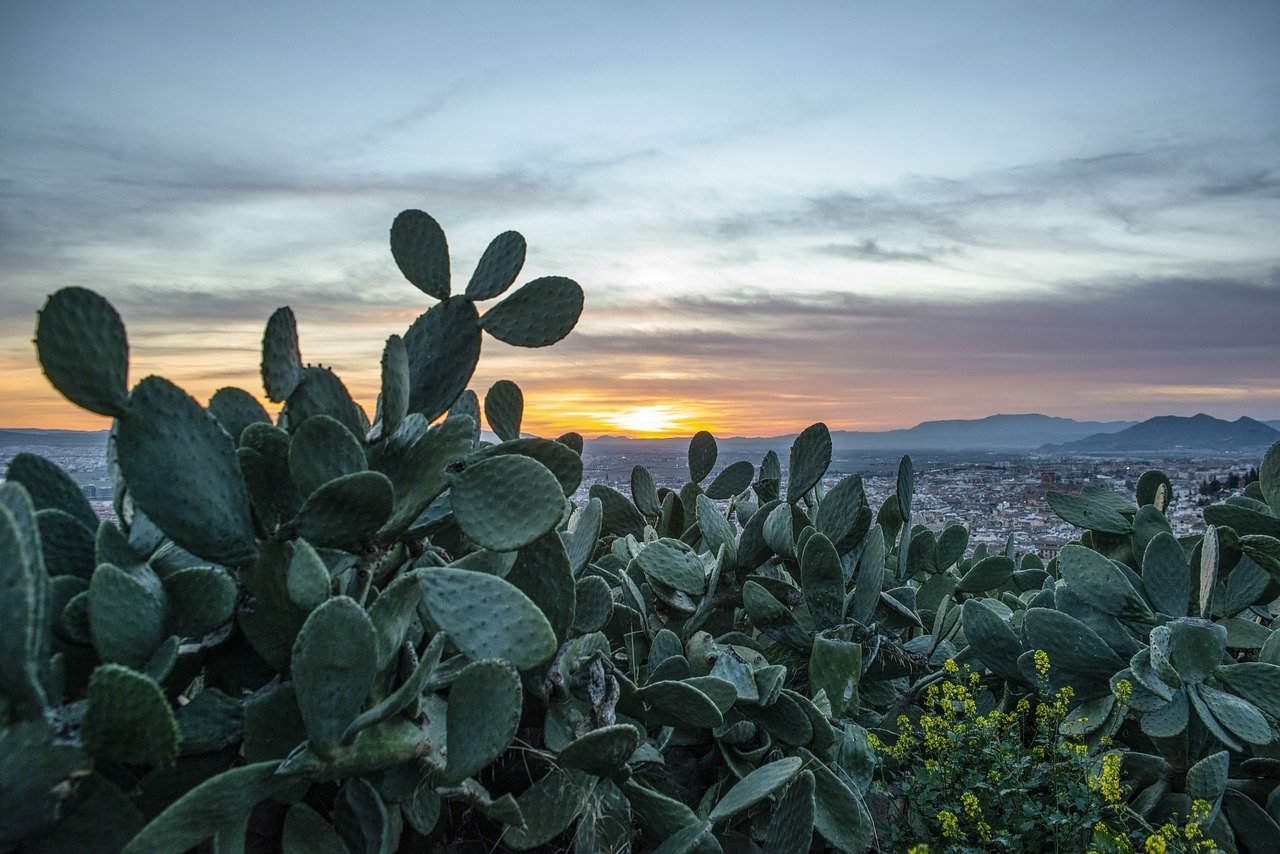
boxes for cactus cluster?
[5,208,1280,852]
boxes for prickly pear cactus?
[7,206,1280,852]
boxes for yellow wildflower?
[961,791,981,818]
[1034,649,1050,679]
[944,658,959,673]
[937,809,960,839]
[1113,678,1133,704]
[1144,833,1168,854]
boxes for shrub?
[3,208,1280,852]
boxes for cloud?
[815,239,959,263]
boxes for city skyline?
[3,2,1278,437]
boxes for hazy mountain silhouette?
[1042,414,1279,454]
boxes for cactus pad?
[479,276,584,347]
[466,230,526,300]
[35,287,130,417]
[115,376,257,567]
[403,296,482,422]
[417,568,557,669]
[484,379,524,442]
[82,664,178,765]
[445,658,522,783]
[292,596,378,759]
[451,454,564,551]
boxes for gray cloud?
[815,239,959,264]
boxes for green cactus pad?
[571,576,612,632]
[744,580,812,652]
[705,459,754,500]
[448,389,482,447]
[466,230,527,300]
[35,287,130,417]
[556,431,584,454]
[507,532,576,641]
[36,509,95,578]
[590,484,647,539]
[557,724,642,776]
[391,209,450,299]
[116,376,257,566]
[403,296,482,421]
[445,658,522,783]
[696,494,737,568]
[1059,544,1154,622]
[162,566,236,638]
[451,454,564,551]
[636,538,706,596]
[962,599,1025,684]
[709,756,803,822]
[1025,607,1125,679]
[292,596,378,759]
[1196,686,1272,746]
[479,275,584,347]
[282,802,347,854]
[814,474,866,547]
[378,334,409,439]
[241,681,306,763]
[631,465,662,516]
[1045,491,1132,534]
[261,307,303,403]
[687,431,717,483]
[334,777,396,853]
[801,533,844,631]
[89,563,165,669]
[284,366,366,439]
[1259,439,1280,512]
[289,414,367,498]
[6,453,98,530]
[1160,619,1227,685]
[956,555,1015,594]
[284,470,393,550]
[122,761,297,854]
[639,679,724,728]
[0,505,45,717]
[484,379,524,442]
[808,755,874,852]
[564,498,603,574]
[238,540,317,669]
[207,387,269,445]
[0,721,88,847]
[82,664,178,765]
[1217,663,1280,718]
[787,423,831,503]
[622,780,706,843]
[764,770,816,851]
[810,634,862,717]
[469,437,583,496]
[501,768,593,850]
[373,414,474,539]
[417,567,557,669]
[1139,532,1190,617]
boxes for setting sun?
[602,404,692,436]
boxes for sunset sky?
[2,2,1277,437]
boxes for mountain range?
[3,414,1279,456]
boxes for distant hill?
[1043,414,1279,454]
[826,413,1135,451]
[0,428,110,449]
[592,414,1136,452]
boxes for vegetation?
[4,209,1280,853]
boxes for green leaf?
[1046,491,1132,534]
[123,761,297,854]
[466,230,526,300]
[688,431,718,483]
[801,533,845,631]
[35,287,130,417]
[282,803,347,854]
[390,209,450,299]
[89,563,166,669]
[558,724,642,776]
[6,452,98,530]
[705,460,754,500]
[484,379,524,442]
[417,567,557,669]
[451,455,564,551]
[82,664,178,765]
[288,414,367,498]
[479,275,584,347]
[403,296,482,422]
[787,423,831,503]
[116,376,257,566]
[292,596,378,758]
[636,538,706,596]
[709,756,803,822]
[261,306,303,402]
[445,659,523,783]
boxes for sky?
[2,1,1278,437]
